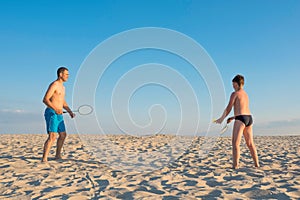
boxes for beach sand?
[0,134,299,199]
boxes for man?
[215,74,259,169]
[42,67,75,162]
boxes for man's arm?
[63,100,75,118]
[215,92,236,123]
[43,82,61,114]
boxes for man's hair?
[232,74,244,87]
[57,66,68,77]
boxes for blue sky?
[0,0,299,135]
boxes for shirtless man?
[215,74,259,169]
[42,67,75,162]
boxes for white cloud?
[0,109,26,114]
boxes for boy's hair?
[57,66,68,77]
[232,74,244,87]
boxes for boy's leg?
[243,125,260,167]
[232,120,245,169]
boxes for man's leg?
[42,132,56,162]
[55,132,66,159]
[243,125,260,167]
[232,120,245,169]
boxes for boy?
[215,74,259,169]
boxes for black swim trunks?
[235,115,253,127]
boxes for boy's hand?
[214,118,223,124]
[227,116,235,124]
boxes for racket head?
[77,105,93,115]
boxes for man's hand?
[69,112,75,118]
[55,108,63,115]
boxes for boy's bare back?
[231,89,251,116]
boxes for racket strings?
[78,105,93,115]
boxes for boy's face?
[232,81,240,91]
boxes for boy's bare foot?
[232,166,239,169]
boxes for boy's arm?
[215,92,236,123]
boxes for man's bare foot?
[41,159,48,163]
[55,156,62,160]
[232,166,239,169]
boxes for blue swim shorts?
[44,108,66,133]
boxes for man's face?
[60,70,69,82]
[232,81,240,91]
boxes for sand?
[0,134,299,199]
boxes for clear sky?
[0,0,299,135]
